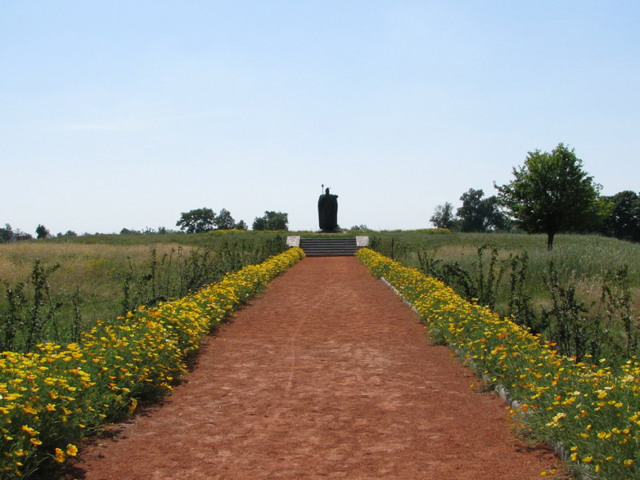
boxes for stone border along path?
[68,257,565,480]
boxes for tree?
[234,220,248,230]
[252,211,288,231]
[430,203,457,230]
[496,143,599,250]
[214,208,235,230]
[35,224,50,239]
[12,229,33,241]
[603,191,640,241]
[176,208,216,233]
[0,224,13,243]
[456,189,510,232]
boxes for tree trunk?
[547,231,555,251]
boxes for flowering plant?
[0,248,304,479]
[357,248,639,479]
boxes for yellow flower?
[54,448,66,463]
[20,425,37,436]
[66,443,78,457]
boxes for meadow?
[0,231,287,352]
[3,229,639,360]
[370,231,640,365]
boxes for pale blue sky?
[2,1,639,234]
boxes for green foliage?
[0,232,287,352]
[602,190,640,242]
[0,224,12,243]
[370,231,640,367]
[496,143,599,250]
[0,260,70,352]
[252,210,288,231]
[543,262,599,361]
[457,188,509,232]
[35,224,49,240]
[214,208,235,230]
[234,219,248,230]
[601,266,638,357]
[429,202,457,230]
[176,207,216,233]
[417,245,505,311]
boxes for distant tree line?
[175,207,288,233]
[0,224,34,242]
[1,206,290,243]
[431,143,640,250]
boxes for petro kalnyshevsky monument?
[318,185,339,232]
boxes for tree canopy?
[430,202,456,230]
[602,191,640,242]
[496,143,599,250]
[214,208,235,230]
[35,224,50,239]
[176,207,245,233]
[456,188,509,232]
[176,208,216,233]
[252,211,288,231]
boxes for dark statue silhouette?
[318,187,339,232]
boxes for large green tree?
[456,188,509,232]
[252,211,288,231]
[603,190,640,241]
[496,143,599,250]
[214,208,236,230]
[176,208,216,233]
[35,224,50,239]
[0,224,13,243]
[430,202,457,230]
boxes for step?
[298,237,358,257]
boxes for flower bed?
[357,248,639,479]
[0,247,305,479]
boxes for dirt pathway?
[70,257,561,479]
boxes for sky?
[1,1,639,234]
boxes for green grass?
[371,232,640,303]
[0,231,288,351]
[369,231,640,364]
[4,229,639,360]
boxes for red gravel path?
[70,257,562,479]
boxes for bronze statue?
[318,186,339,232]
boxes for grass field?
[2,229,639,362]
[0,231,287,352]
[369,231,640,364]
[369,231,640,307]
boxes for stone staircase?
[299,237,358,257]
